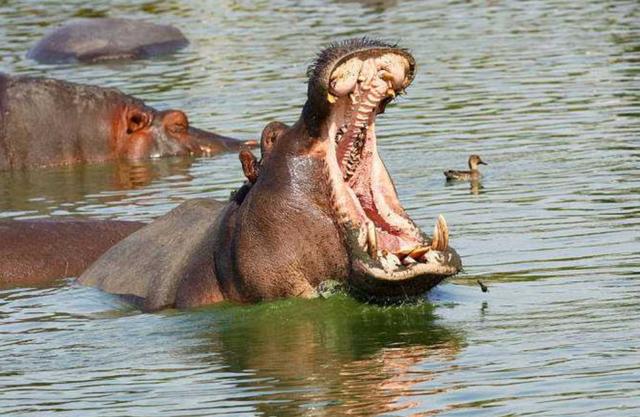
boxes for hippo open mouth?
[312,41,462,297]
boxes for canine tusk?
[431,215,449,251]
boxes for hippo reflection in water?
[0,73,256,171]
[0,39,462,310]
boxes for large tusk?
[431,215,449,251]
[366,222,378,258]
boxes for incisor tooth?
[386,88,396,98]
[366,222,377,258]
[394,246,414,261]
[431,215,449,251]
[409,246,430,260]
[402,256,417,266]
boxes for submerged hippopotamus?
[0,219,144,287]
[28,18,188,64]
[0,73,255,170]
[76,38,463,310]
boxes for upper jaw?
[310,39,416,105]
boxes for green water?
[1,0,639,415]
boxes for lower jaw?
[341,225,462,301]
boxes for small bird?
[444,154,487,181]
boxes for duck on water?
[444,154,487,181]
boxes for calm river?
[1,0,639,415]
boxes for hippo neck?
[213,120,350,301]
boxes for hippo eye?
[168,124,187,134]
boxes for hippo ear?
[239,147,259,184]
[126,109,151,134]
[260,121,289,157]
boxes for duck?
[444,154,487,181]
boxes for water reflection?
[111,158,195,189]
[194,296,461,416]
[0,158,196,219]
[444,178,485,195]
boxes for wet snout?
[184,127,257,156]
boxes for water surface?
[1,0,639,415]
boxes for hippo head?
[113,105,253,160]
[227,39,462,302]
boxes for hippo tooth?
[408,246,430,260]
[394,246,412,261]
[379,251,401,272]
[387,252,401,267]
[366,222,377,258]
[379,70,394,82]
[327,93,337,104]
[356,112,369,120]
[425,250,445,264]
[431,215,449,251]
[402,256,417,266]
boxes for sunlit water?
[1,0,639,415]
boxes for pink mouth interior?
[325,54,424,256]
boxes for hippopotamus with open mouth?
[74,38,462,310]
[0,73,255,170]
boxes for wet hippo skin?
[0,219,144,287]
[27,18,189,64]
[0,73,256,170]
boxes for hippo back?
[78,198,226,311]
[28,18,189,64]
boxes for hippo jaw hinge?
[315,43,461,293]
